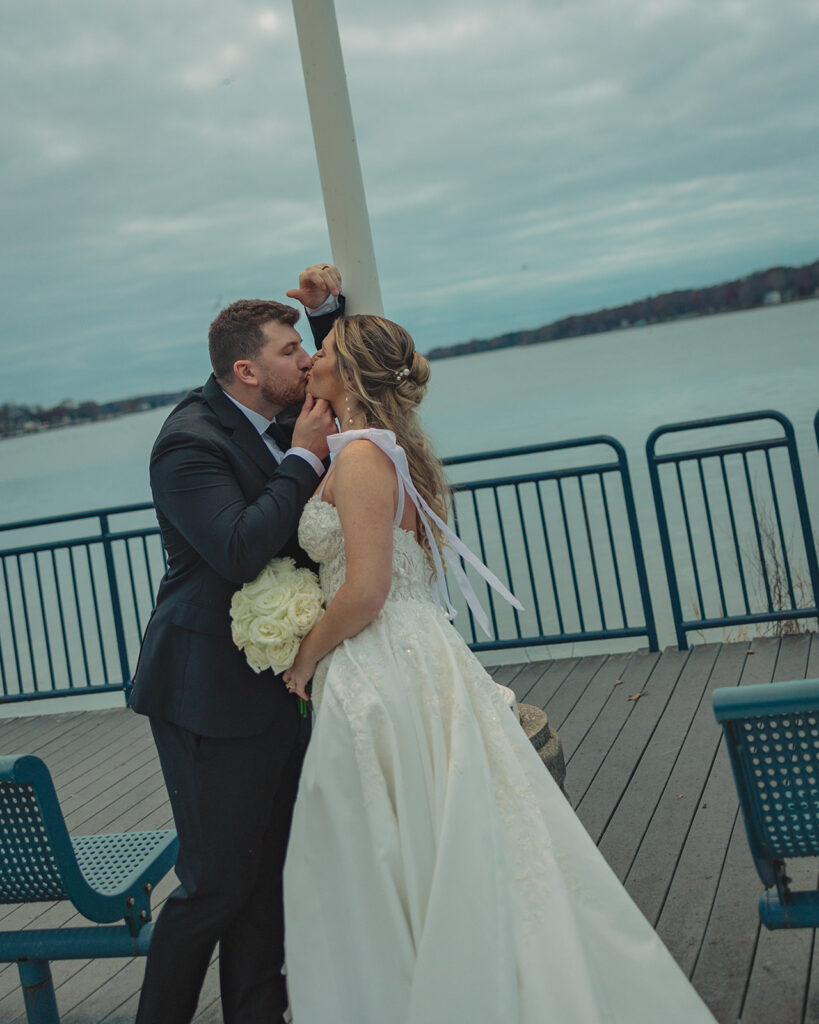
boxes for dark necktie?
[264,420,290,453]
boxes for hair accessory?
[394,367,411,382]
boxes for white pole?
[291,0,384,316]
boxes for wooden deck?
[1,634,818,1023]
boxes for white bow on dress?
[327,428,523,636]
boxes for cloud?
[0,0,817,403]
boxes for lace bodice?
[298,496,436,610]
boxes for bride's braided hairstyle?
[332,315,451,561]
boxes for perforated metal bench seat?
[0,754,178,1023]
[714,678,819,929]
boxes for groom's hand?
[286,263,341,310]
[292,393,336,460]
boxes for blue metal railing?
[0,437,658,701]
[0,506,164,702]
[647,411,819,649]
[1,410,816,701]
[443,437,657,653]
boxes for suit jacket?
[129,303,341,737]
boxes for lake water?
[1,300,817,713]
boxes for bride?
[281,315,716,1023]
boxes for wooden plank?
[0,711,137,793]
[87,952,221,1024]
[55,744,162,829]
[653,636,775,979]
[600,643,724,886]
[503,659,552,703]
[54,725,156,807]
[687,636,794,1021]
[691,811,762,1024]
[487,662,526,688]
[558,652,632,764]
[189,959,226,1023]
[656,735,740,977]
[50,723,155,803]
[61,961,140,1024]
[43,710,141,777]
[0,710,84,751]
[538,654,608,733]
[0,710,90,759]
[574,647,682,839]
[771,632,814,683]
[561,650,659,807]
[522,655,581,710]
[2,638,817,1022]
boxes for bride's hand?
[283,654,317,701]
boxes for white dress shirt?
[221,391,325,478]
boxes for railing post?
[782,416,819,621]
[17,958,60,1024]
[99,514,131,689]
[615,442,659,651]
[646,429,689,650]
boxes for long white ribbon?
[327,428,523,636]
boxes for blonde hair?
[332,315,450,560]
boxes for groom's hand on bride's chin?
[286,263,341,310]
[292,394,335,460]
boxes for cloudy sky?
[3,0,818,405]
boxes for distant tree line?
[426,259,819,361]
[0,390,189,439]
[2,259,817,438]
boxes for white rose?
[251,586,290,619]
[249,615,292,647]
[231,617,252,648]
[287,593,323,634]
[230,590,254,624]
[241,573,271,601]
[243,642,271,674]
[266,634,301,674]
[292,569,322,598]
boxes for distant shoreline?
[2,259,817,440]
[425,259,818,361]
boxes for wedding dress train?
[282,431,716,1024]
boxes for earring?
[344,394,354,426]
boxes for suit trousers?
[135,710,308,1024]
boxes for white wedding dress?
[283,431,716,1024]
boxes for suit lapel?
[202,375,281,477]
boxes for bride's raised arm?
[282,439,398,699]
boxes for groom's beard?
[260,375,308,409]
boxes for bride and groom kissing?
[129,263,717,1023]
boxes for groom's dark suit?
[130,304,340,1024]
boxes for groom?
[129,263,343,1024]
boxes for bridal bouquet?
[230,558,323,710]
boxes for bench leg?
[17,959,60,1024]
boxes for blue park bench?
[0,754,178,1024]
[714,678,819,930]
